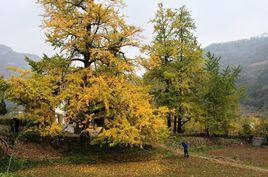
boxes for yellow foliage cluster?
[7,64,168,146]
[7,72,57,123]
[39,0,141,71]
[59,68,168,146]
[25,122,63,137]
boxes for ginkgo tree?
[142,4,206,133]
[6,0,168,147]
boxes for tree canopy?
[39,0,140,72]
[142,4,206,133]
[203,52,243,135]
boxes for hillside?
[0,44,39,78]
[205,35,268,113]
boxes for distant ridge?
[0,44,39,78]
[205,35,268,68]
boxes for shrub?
[23,123,64,139]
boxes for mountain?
[0,44,39,78]
[205,35,268,113]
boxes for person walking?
[10,118,20,134]
[181,142,189,158]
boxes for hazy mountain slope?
[205,35,268,67]
[0,44,39,78]
[205,35,268,112]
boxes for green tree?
[204,52,242,136]
[142,4,206,133]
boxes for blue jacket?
[182,142,188,150]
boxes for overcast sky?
[1,0,268,56]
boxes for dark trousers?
[184,149,189,157]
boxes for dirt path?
[158,144,268,174]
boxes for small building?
[252,136,266,147]
[55,102,75,133]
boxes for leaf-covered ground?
[12,155,268,177]
[0,143,266,177]
[165,135,268,169]
[1,134,268,177]
[197,145,268,169]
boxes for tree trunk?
[205,128,210,137]
[167,114,171,128]
[177,107,183,133]
[84,59,90,68]
[177,117,183,134]
[173,116,177,133]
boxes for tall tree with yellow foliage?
[142,4,206,133]
[6,0,168,147]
